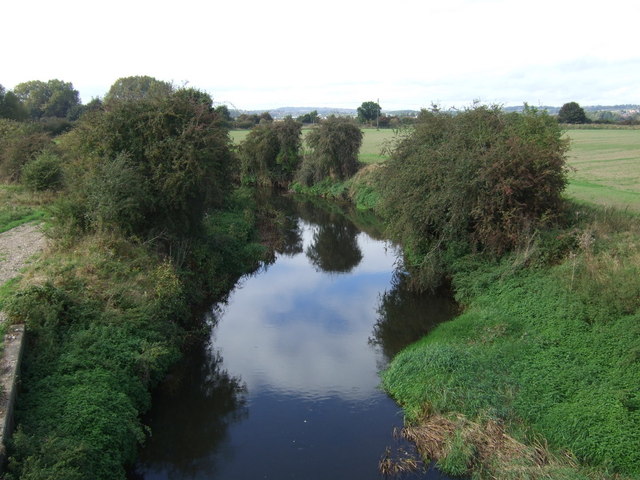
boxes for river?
[130,198,457,480]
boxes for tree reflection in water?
[371,272,459,361]
[132,312,248,479]
[306,220,363,273]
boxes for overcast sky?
[3,0,638,110]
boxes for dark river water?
[130,199,457,480]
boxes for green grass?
[0,184,53,232]
[565,128,640,212]
[382,203,640,479]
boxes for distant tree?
[259,112,273,124]
[296,110,319,124]
[215,105,232,123]
[296,116,363,185]
[558,102,589,124]
[234,114,260,129]
[357,101,381,125]
[13,79,80,119]
[0,85,27,120]
[66,98,103,121]
[103,76,173,105]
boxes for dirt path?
[0,222,46,287]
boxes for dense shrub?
[58,88,234,239]
[379,105,568,289]
[21,150,64,191]
[296,116,363,186]
[239,117,302,187]
[0,119,52,182]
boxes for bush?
[0,119,52,182]
[379,105,568,290]
[58,88,234,240]
[239,118,302,187]
[296,116,363,186]
[21,150,64,191]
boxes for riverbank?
[1,188,271,479]
[381,202,640,479]
[294,157,640,477]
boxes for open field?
[564,128,640,211]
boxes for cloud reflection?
[212,222,397,402]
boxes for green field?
[564,128,640,211]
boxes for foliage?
[379,105,568,290]
[103,76,173,105]
[296,110,319,124]
[13,79,80,119]
[357,101,381,125]
[0,85,28,120]
[233,112,273,129]
[238,118,302,187]
[296,116,363,186]
[0,119,53,182]
[58,87,234,240]
[21,150,64,191]
[558,101,589,124]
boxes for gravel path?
[0,223,46,286]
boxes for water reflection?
[134,334,247,479]
[371,273,459,361]
[132,198,457,480]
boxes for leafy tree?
[558,101,589,124]
[13,79,80,119]
[239,117,302,186]
[357,101,381,125]
[380,105,568,290]
[0,84,28,120]
[103,76,173,105]
[296,116,363,186]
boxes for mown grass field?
[564,128,640,211]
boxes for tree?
[13,79,80,119]
[558,101,588,124]
[296,116,363,185]
[357,101,381,125]
[103,76,173,105]
[296,110,319,124]
[0,85,27,120]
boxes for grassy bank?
[3,189,268,480]
[382,203,640,478]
